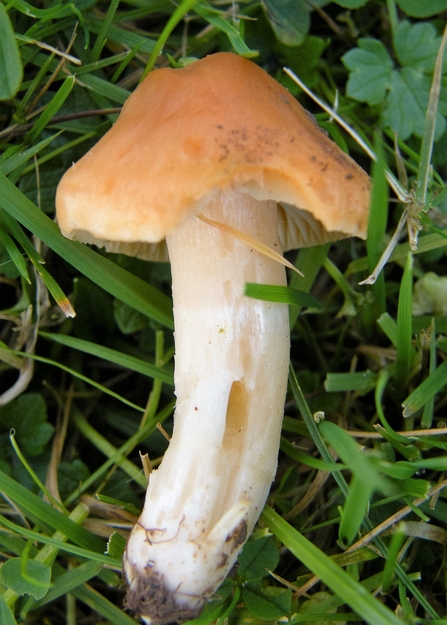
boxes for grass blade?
[0,172,174,328]
[72,410,147,488]
[27,76,75,142]
[324,370,377,394]
[318,420,390,493]
[0,133,62,176]
[0,2,23,100]
[90,0,120,61]
[244,283,322,308]
[288,243,330,328]
[339,475,374,546]
[402,359,447,418]
[416,25,447,208]
[40,332,173,385]
[280,438,344,472]
[421,325,437,427]
[142,0,199,78]
[3,345,146,411]
[0,470,106,552]
[0,514,121,567]
[194,5,256,56]
[71,583,139,624]
[395,252,414,388]
[365,134,388,314]
[0,226,30,282]
[34,560,103,607]
[261,506,403,625]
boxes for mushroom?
[56,52,370,624]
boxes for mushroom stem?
[123,189,290,624]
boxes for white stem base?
[123,190,290,623]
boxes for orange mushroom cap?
[56,52,370,259]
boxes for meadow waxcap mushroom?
[56,52,370,625]
[56,51,370,257]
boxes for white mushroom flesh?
[123,189,290,623]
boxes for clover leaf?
[342,38,393,105]
[0,558,51,600]
[382,68,446,140]
[394,21,442,71]
[0,393,54,458]
[342,20,447,140]
[238,535,280,581]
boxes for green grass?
[1,0,447,623]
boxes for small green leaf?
[299,591,339,623]
[0,2,23,100]
[238,536,279,580]
[280,36,328,92]
[333,0,367,6]
[0,596,17,625]
[57,459,90,499]
[0,393,54,457]
[114,299,149,334]
[106,531,127,559]
[396,0,447,17]
[394,21,441,72]
[343,22,447,140]
[343,38,393,105]
[262,0,311,46]
[0,558,51,599]
[242,580,291,620]
[382,68,445,140]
